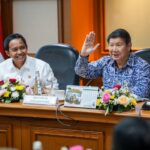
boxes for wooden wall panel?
[1,102,143,150]
[0,0,13,39]
[21,118,108,150]
[0,124,12,147]
[0,118,21,149]
[31,127,103,150]
[58,0,71,44]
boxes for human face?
[108,37,131,67]
[6,38,28,69]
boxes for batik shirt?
[75,53,150,99]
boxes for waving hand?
[80,32,100,57]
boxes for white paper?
[23,95,57,106]
[64,85,99,108]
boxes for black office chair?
[134,48,150,64]
[35,44,80,90]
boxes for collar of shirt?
[9,56,31,72]
[109,53,134,69]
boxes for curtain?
[0,15,7,59]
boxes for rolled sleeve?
[75,56,111,79]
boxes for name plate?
[23,95,57,106]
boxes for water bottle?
[34,71,42,95]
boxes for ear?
[127,42,132,51]
[129,42,132,47]
[5,51,10,57]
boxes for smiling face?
[6,38,28,69]
[108,37,131,68]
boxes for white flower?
[11,91,19,98]
[120,88,129,94]
[10,86,16,91]
[1,82,9,89]
[114,98,119,105]
[117,95,130,107]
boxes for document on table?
[64,85,99,108]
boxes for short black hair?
[4,33,28,51]
[111,117,150,150]
[107,28,131,45]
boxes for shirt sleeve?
[131,63,150,99]
[41,63,59,89]
[0,53,4,63]
[75,55,110,79]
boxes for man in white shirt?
[0,33,58,89]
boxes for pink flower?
[9,78,16,83]
[102,93,110,103]
[69,145,83,150]
[113,84,121,89]
[0,80,4,85]
[0,89,7,96]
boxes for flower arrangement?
[0,78,25,103]
[96,84,137,115]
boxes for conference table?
[0,101,149,150]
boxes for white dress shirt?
[0,56,58,89]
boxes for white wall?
[13,0,58,53]
[106,0,150,49]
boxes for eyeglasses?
[9,46,26,52]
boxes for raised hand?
[80,31,100,57]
